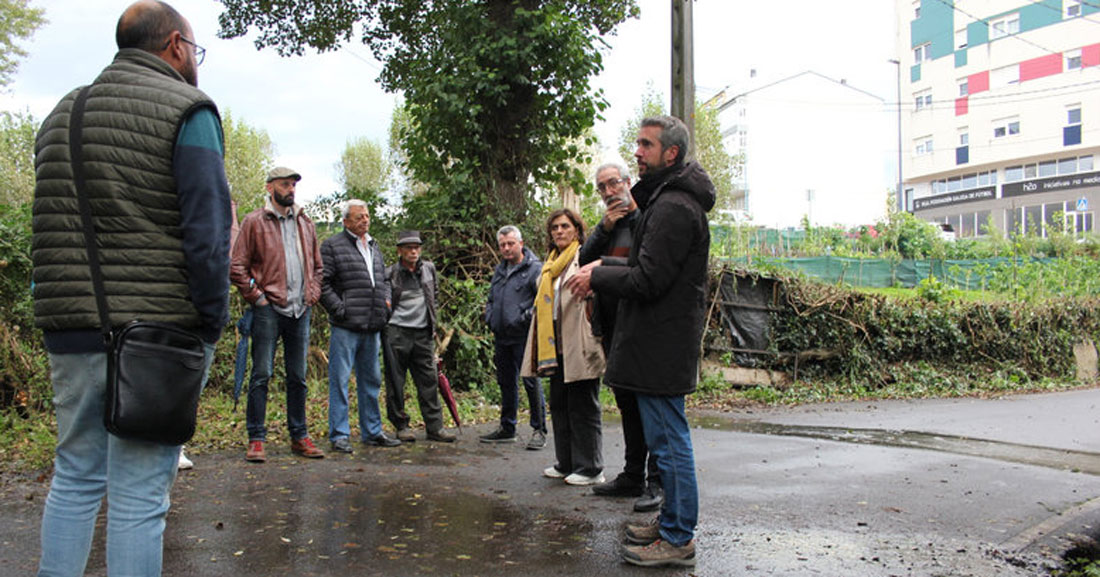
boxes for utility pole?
[671,0,694,153]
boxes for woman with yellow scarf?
[521,208,606,485]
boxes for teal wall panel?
[967,20,987,48]
[911,64,921,82]
[1020,1,1061,32]
[911,0,955,59]
[955,50,967,67]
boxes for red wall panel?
[955,97,968,116]
[1083,43,1100,68]
[1019,53,1062,82]
[967,71,989,94]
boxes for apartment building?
[902,0,1100,237]
[713,71,889,229]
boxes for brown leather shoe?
[245,440,266,463]
[291,437,325,458]
[396,428,416,443]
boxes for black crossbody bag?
[70,85,206,446]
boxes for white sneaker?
[564,472,605,486]
[177,449,193,470]
[543,466,566,479]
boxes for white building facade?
[901,0,1100,237]
[714,71,891,229]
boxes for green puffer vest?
[32,49,218,333]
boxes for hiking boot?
[593,474,645,497]
[291,437,325,458]
[622,539,695,568]
[245,440,266,463]
[634,483,665,512]
[364,433,402,447]
[564,471,605,486]
[330,438,354,454]
[625,517,660,545]
[396,428,416,443]
[526,429,547,450]
[543,465,567,479]
[427,430,456,443]
[479,427,517,444]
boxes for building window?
[991,65,1019,88]
[990,13,1020,40]
[1039,160,1057,177]
[904,188,914,212]
[993,117,1020,138]
[958,78,969,97]
[956,131,969,165]
[1081,155,1094,171]
[1059,157,1078,174]
[955,29,968,50]
[1066,49,1082,70]
[915,136,933,156]
[1005,165,1024,182]
[914,42,931,64]
[1066,0,1083,18]
[913,0,921,19]
[1066,106,1083,146]
[914,89,932,111]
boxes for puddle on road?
[692,416,1100,476]
[176,472,599,576]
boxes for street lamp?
[888,58,903,213]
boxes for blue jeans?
[246,305,311,441]
[494,340,546,434]
[636,393,698,547]
[39,345,214,577]
[328,326,384,441]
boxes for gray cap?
[395,230,423,246]
[266,166,301,182]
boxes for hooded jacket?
[589,161,716,396]
[485,246,542,345]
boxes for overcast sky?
[1,0,898,202]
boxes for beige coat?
[521,254,606,383]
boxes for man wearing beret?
[382,231,456,443]
[230,166,325,461]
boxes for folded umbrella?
[436,358,462,432]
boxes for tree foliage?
[0,0,45,88]
[217,0,639,228]
[221,110,275,217]
[336,136,391,213]
[0,110,36,207]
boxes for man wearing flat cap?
[231,166,326,461]
[382,231,456,442]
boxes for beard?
[273,191,295,207]
[180,55,197,87]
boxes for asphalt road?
[3,388,1098,576]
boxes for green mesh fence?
[724,256,1054,289]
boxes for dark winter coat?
[320,230,392,332]
[589,161,716,396]
[485,247,542,345]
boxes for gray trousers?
[382,325,444,433]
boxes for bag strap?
[69,85,112,345]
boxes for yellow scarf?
[532,240,579,375]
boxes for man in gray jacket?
[481,225,547,449]
[321,200,401,452]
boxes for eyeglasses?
[179,37,206,66]
[596,177,624,192]
[163,35,206,66]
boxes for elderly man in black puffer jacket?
[320,200,401,451]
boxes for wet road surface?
[3,388,1098,576]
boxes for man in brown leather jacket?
[230,166,325,462]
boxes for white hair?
[497,225,522,242]
[342,199,369,219]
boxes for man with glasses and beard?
[231,167,325,462]
[31,2,229,574]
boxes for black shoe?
[427,430,456,443]
[479,427,517,444]
[330,438,354,454]
[592,474,645,497]
[634,483,664,512]
[364,434,401,447]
